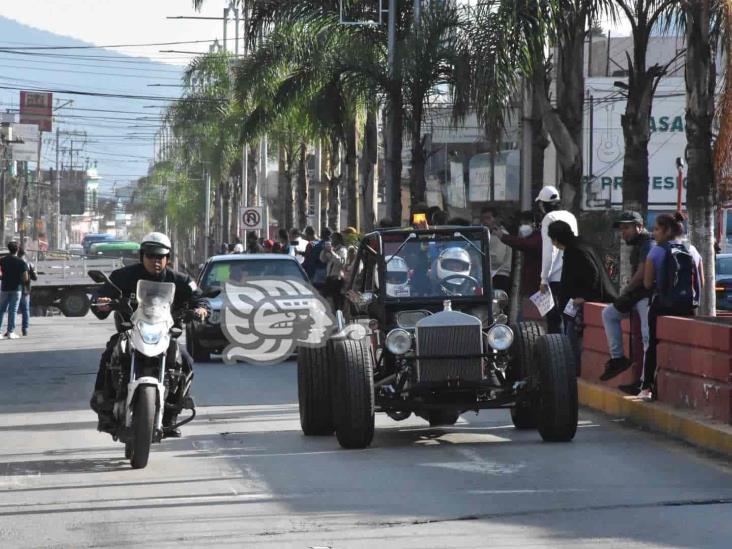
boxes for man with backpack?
[639,212,702,401]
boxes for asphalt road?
[1,316,732,548]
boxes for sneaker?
[6,332,19,340]
[0,333,6,340]
[637,389,653,402]
[600,357,632,381]
[618,380,642,395]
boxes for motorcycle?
[88,269,215,469]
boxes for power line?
[0,37,239,51]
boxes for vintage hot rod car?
[297,226,578,449]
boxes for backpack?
[657,242,695,311]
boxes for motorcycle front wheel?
[130,386,156,469]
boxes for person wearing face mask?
[498,211,542,299]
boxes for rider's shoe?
[97,413,115,434]
[163,427,182,438]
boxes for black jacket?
[559,241,618,307]
[94,263,199,319]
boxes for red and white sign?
[20,91,53,132]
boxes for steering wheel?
[439,274,481,296]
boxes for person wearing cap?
[600,211,654,388]
[535,185,578,333]
[90,232,207,437]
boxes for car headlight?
[137,321,164,345]
[385,328,412,355]
[487,324,514,351]
[492,289,509,315]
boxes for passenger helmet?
[385,255,410,297]
[140,232,172,256]
[436,247,471,286]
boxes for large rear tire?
[332,339,375,449]
[509,321,545,429]
[534,334,578,442]
[130,386,156,469]
[297,345,335,435]
[59,291,90,317]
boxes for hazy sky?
[1,0,233,65]
[2,0,632,66]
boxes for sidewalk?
[579,378,732,460]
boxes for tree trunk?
[247,144,258,209]
[278,144,296,230]
[327,137,342,230]
[345,118,359,229]
[385,89,404,225]
[360,109,378,232]
[537,12,587,214]
[296,141,309,230]
[685,0,716,316]
[410,102,427,207]
[530,59,550,201]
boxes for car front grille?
[415,311,483,383]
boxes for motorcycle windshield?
[135,279,175,322]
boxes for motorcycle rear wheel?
[130,386,156,469]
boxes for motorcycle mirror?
[88,269,123,298]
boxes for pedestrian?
[320,232,349,311]
[480,207,512,292]
[262,239,274,253]
[499,211,542,298]
[600,211,654,388]
[246,231,262,253]
[16,247,37,336]
[289,228,308,264]
[638,212,701,401]
[548,220,618,373]
[232,242,244,254]
[277,228,291,255]
[303,227,331,291]
[303,226,317,243]
[536,185,579,333]
[0,241,29,340]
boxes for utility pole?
[205,171,211,257]
[414,0,421,26]
[223,6,229,53]
[384,0,398,222]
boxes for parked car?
[297,225,579,449]
[716,253,732,311]
[186,253,309,361]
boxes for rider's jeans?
[601,298,650,360]
[0,291,21,334]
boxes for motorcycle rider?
[90,232,208,438]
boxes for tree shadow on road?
[0,456,128,476]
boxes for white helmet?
[385,255,410,297]
[436,247,471,286]
[140,232,172,256]
[233,243,244,253]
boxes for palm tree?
[682,0,721,315]
[613,0,682,219]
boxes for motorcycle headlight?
[209,309,221,325]
[487,324,514,351]
[137,321,164,345]
[385,328,412,355]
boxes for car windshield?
[203,259,306,288]
[380,233,486,299]
[717,256,732,278]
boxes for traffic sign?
[240,207,263,230]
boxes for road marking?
[421,447,526,475]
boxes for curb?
[578,379,732,459]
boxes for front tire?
[535,334,578,442]
[332,339,375,449]
[509,321,545,429]
[297,345,334,435]
[130,386,156,469]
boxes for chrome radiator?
[415,311,483,383]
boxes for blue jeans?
[0,291,22,334]
[18,293,30,331]
[601,298,650,361]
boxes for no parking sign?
[240,207,263,231]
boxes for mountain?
[0,16,184,202]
